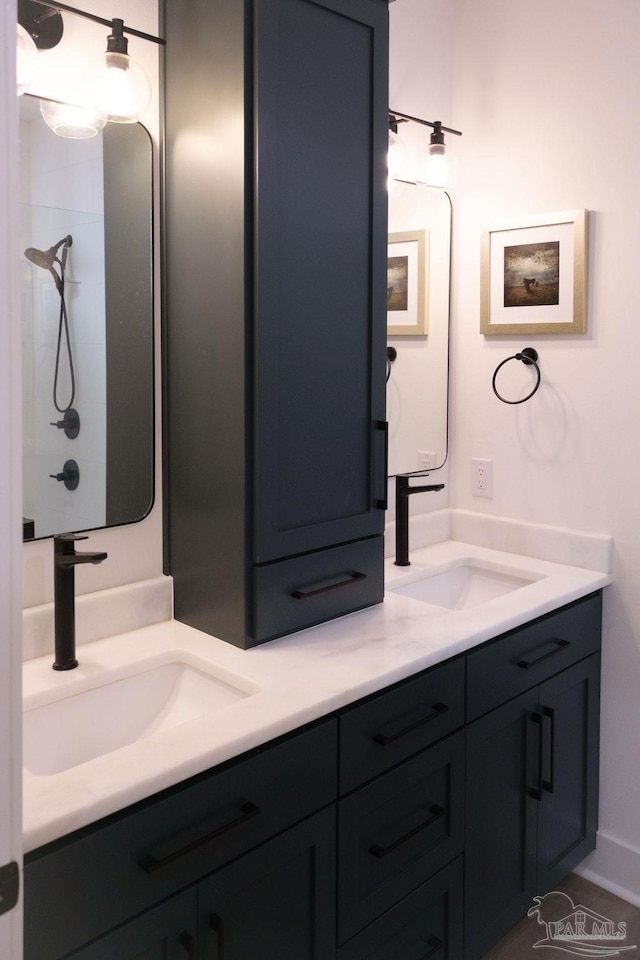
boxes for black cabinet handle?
[373,703,449,746]
[369,804,445,858]
[291,571,366,600]
[179,930,196,960]
[420,936,444,960]
[210,913,225,959]
[138,801,260,873]
[542,705,555,793]
[376,419,389,510]
[517,638,571,669]
[530,713,544,801]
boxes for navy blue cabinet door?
[198,807,336,960]
[253,0,388,563]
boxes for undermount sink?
[391,561,539,611]
[24,660,257,776]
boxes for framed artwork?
[387,229,429,336]
[480,209,587,335]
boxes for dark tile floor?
[479,874,640,959]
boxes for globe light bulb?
[85,20,151,123]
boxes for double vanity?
[22,515,612,960]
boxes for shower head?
[24,235,72,294]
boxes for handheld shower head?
[24,235,72,294]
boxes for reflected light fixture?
[17,0,165,134]
[388,110,462,188]
[39,98,106,138]
[387,115,408,197]
[16,23,39,95]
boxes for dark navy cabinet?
[163,0,389,648]
[23,593,602,960]
[464,592,602,960]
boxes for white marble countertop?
[23,536,612,853]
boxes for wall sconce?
[388,110,462,188]
[17,0,165,134]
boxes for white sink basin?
[24,660,256,776]
[391,562,538,610]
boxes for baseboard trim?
[575,831,640,908]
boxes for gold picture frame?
[387,229,429,336]
[480,209,587,335]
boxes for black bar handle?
[369,804,445,859]
[138,801,260,873]
[420,936,444,960]
[291,571,366,600]
[530,713,544,801]
[179,930,197,960]
[376,420,389,510]
[373,702,449,746]
[542,705,555,793]
[517,638,571,669]
[210,913,224,959]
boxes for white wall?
[449,0,640,903]
[20,0,163,608]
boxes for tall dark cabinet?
[163,0,389,647]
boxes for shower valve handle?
[49,459,80,491]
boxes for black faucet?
[394,475,445,567]
[53,534,108,670]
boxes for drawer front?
[466,592,602,721]
[252,536,383,645]
[339,657,465,793]
[338,857,463,960]
[338,730,464,944]
[24,720,337,960]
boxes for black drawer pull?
[291,571,366,600]
[420,936,444,960]
[138,801,260,873]
[369,804,445,858]
[530,712,544,801]
[517,638,571,669]
[373,702,449,746]
[542,705,555,794]
[179,930,196,960]
[210,913,225,958]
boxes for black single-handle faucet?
[395,475,445,566]
[53,534,107,670]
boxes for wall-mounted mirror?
[20,94,154,540]
[387,185,451,475]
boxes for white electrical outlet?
[471,457,493,498]
[418,450,436,471]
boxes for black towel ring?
[492,347,541,404]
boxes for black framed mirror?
[20,94,154,540]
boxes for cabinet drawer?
[466,592,602,721]
[340,658,465,793]
[338,730,464,943]
[338,857,463,960]
[252,536,383,644]
[24,720,337,960]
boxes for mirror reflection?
[386,185,451,476]
[20,95,154,541]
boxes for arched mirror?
[387,184,451,476]
[20,94,154,540]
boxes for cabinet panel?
[466,593,602,721]
[254,0,388,562]
[339,658,465,793]
[339,731,464,943]
[198,807,336,960]
[252,537,383,643]
[66,891,195,960]
[464,691,539,960]
[338,857,463,960]
[24,721,337,960]
[537,655,600,891]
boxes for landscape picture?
[387,255,409,310]
[503,240,560,307]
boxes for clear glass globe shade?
[17,24,38,96]
[387,129,408,196]
[40,99,107,139]
[85,52,152,123]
